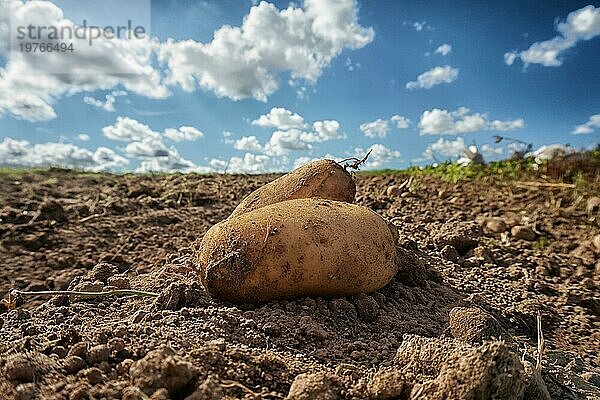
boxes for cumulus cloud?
[264,129,312,155]
[210,153,271,174]
[435,44,452,56]
[0,137,128,171]
[83,91,127,112]
[136,149,206,173]
[423,137,466,159]
[77,134,91,142]
[0,1,167,122]
[505,5,600,67]
[353,144,401,169]
[164,126,204,142]
[572,114,600,134]
[103,117,204,144]
[249,109,344,155]
[360,119,389,138]
[234,136,263,152]
[418,107,524,135]
[0,0,373,121]
[406,65,458,90]
[124,139,170,158]
[252,107,306,130]
[309,120,343,142]
[102,116,162,141]
[391,115,411,129]
[157,0,374,102]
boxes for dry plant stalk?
[10,289,159,298]
[536,311,545,372]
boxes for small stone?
[368,369,406,399]
[108,337,126,353]
[484,218,507,233]
[68,342,89,359]
[386,185,403,197]
[107,275,131,289]
[15,383,37,400]
[354,295,379,322]
[117,359,134,375]
[88,263,119,283]
[449,307,506,344]
[63,356,87,374]
[150,388,170,400]
[52,345,67,358]
[129,347,198,396]
[299,316,329,340]
[440,245,459,263]
[433,220,482,255]
[3,354,35,383]
[86,344,110,365]
[68,384,91,400]
[285,372,341,400]
[511,225,536,241]
[83,367,104,384]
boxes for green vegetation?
[361,148,599,185]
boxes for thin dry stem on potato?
[340,149,372,171]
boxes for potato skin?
[228,159,355,219]
[198,198,398,303]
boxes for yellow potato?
[198,198,398,303]
[229,159,355,219]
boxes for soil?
[0,168,599,399]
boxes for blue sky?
[0,0,598,172]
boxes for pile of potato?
[197,159,399,303]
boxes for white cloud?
[406,65,459,90]
[572,114,600,134]
[264,129,312,155]
[250,116,343,155]
[435,44,452,56]
[210,153,271,174]
[157,0,374,102]
[0,137,128,171]
[0,0,373,121]
[0,1,168,122]
[83,91,127,112]
[252,107,306,130]
[102,116,162,141]
[360,118,389,138]
[124,139,170,158]
[505,5,600,67]
[353,144,401,169]
[164,126,204,142]
[77,134,91,142]
[103,116,204,143]
[423,137,466,159]
[391,115,411,129]
[136,150,206,173]
[234,136,263,151]
[418,107,524,135]
[309,120,343,142]
[403,21,432,32]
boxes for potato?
[229,159,355,219]
[198,198,398,303]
